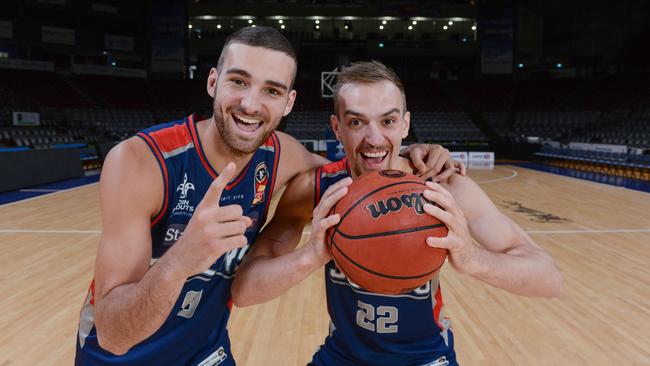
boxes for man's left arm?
[423,176,563,297]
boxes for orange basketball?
[327,170,448,295]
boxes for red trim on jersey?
[227,298,234,310]
[321,158,349,175]
[148,122,193,154]
[137,132,169,227]
[314,167,322,206]
[187,114,215,178]
[433,284,445,330]
[187,114,255,190]
[89,279,96,306]
[262,133,281,218]
[226,159,253,190]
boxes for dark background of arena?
[1,0,649,192]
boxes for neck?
[395,155,416,174]
[198,116,255,175]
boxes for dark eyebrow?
[343,109,364,117]
[226,68,288,91]
[344,108,400,117]
[382,108,400,116]
[226,68,251,78]
[265,80,288,91]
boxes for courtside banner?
[469,151,495,163]
[451,151,469,164]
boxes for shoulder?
[104,136,157,172]
[274,130,306,153]
[442,173,500,220]
[273,131,330,192]
[276,168,318,218]
[100,136,163,217]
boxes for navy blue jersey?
[76,115,281,366]
[311,159,457,366]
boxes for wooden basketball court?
[1,166,649,365]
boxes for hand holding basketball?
[327,170,448,295]
[422,181,477,274]
[172,162,252,278]
[307,177,352,266]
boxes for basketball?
[327,170,448,295]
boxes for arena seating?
[535,145,650,169]
[283,111,332,139]
[410,111,486,143]
[1,69,649,172]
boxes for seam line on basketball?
[335,223,446,240]
[331,237,444,280]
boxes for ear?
[402,110,411,139]
[330,114,342,141]
[283,89,297,117]
[207,67,218,98]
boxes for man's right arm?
[93,139,250,355]
[92,137,187,355]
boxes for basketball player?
[232,61,563,366]
[74,28,460,365]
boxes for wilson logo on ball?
[365,193,430,219]
[379,170,406,178]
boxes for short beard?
[212,102,273,156]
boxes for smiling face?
[331,80,410,177]
[207,43,297,155]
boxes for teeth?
[234,114,262,124]
[362,151,388,158]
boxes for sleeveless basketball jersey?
[311,159,457,366]
[75,115,281,366]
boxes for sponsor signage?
[13,112,41,126]
[42,25,75,45]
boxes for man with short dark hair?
[74,27,459,366]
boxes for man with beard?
[231,61,563,366]
[74,27,459,366]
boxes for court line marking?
[19,189,61,192]
[526,228,650,234]
[301,228,650,236]
[0,229,101,234]
[0,182,98,208]
[475,168,518,184]
[2,226,648,236]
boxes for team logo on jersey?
[172,173,196,217]
[252,162,268,206]
[177,173,195,199]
